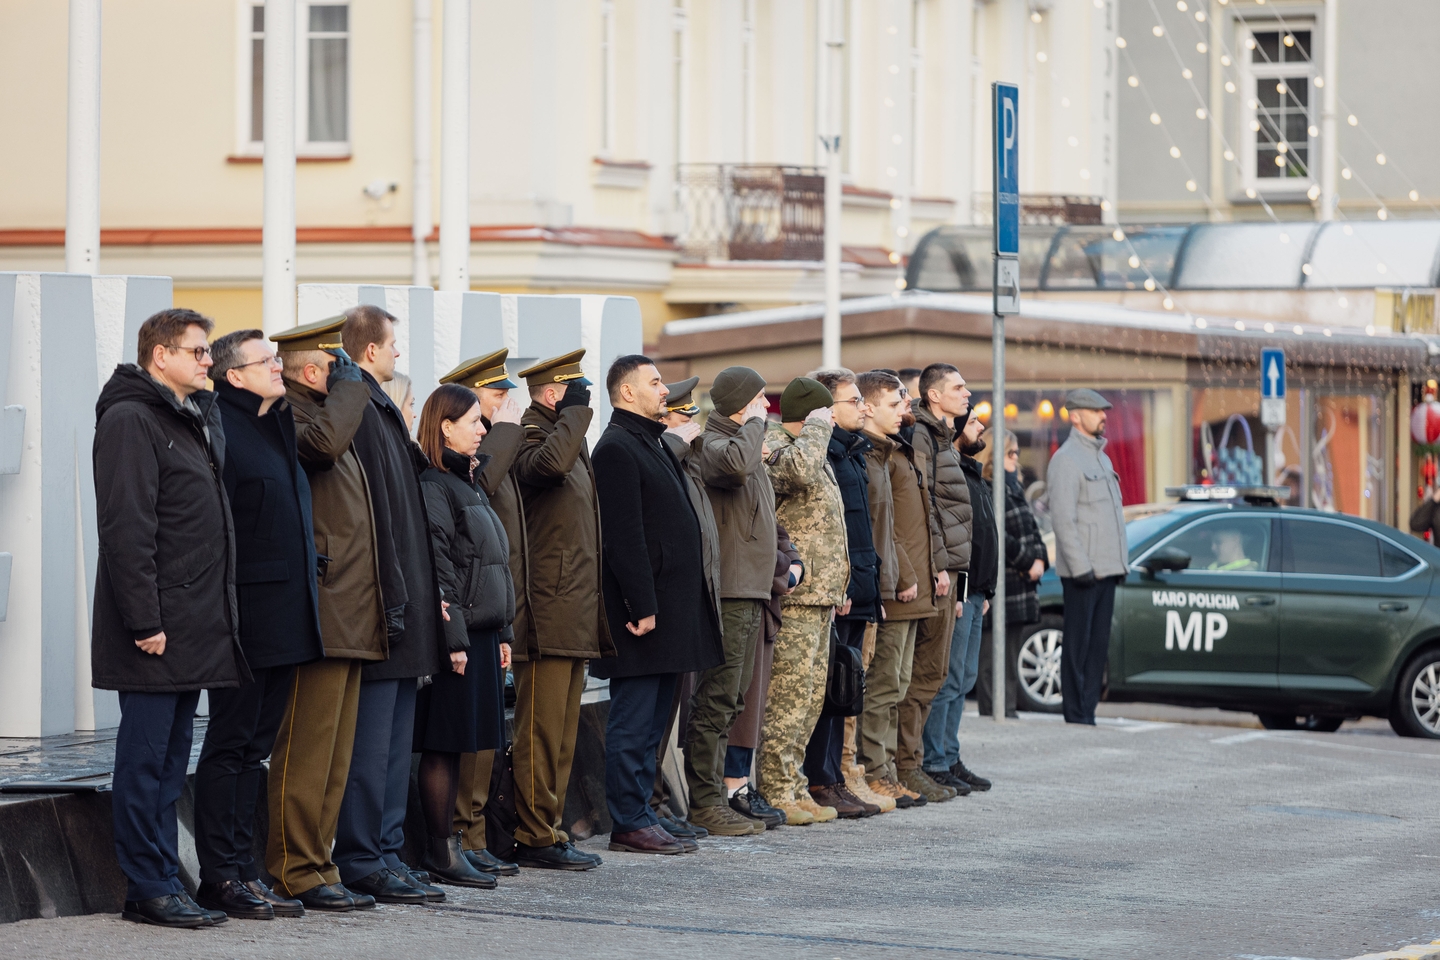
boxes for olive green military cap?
[779,376,833,422]
[440,348,519,390]
[270,315,347,353]
[664,376,701,416]
[517,348,591,387]
[1063,387,1113,411]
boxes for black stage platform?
[0,680,614,922]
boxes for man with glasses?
[191,330,325,920]
[92,309,248,928]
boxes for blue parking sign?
[1261,348,1285,399]
[992,82,1019,258]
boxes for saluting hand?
[806,406,834,427]
[667,420,702,444]
[492,395,525,425]
[135,631,166,656]
[627,615,656,636]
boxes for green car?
[1024,486,1440,738]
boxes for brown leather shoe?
[809,783,867,819]
[833,782,880,817]
[607,824,685,855]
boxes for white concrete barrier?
[295,285,643,444]
[0,272,173,736]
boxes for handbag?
[1211,414,1264,486]
[821,623,865,718]
[483,741,519,860]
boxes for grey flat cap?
[1064,388,1113,411]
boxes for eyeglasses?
[231,354,282,370]
[166,344,212,361]
[833,397,863,406]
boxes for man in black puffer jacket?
[93,309,249,929]
[192,330,324,920]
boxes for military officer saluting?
[510,349,616,870]
[436,348,526,877]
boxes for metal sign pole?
[990,81,1020,723]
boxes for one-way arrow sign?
[1260,348,1286,428]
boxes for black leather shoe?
[337,886,376,909]
[346,868,427,904]
[395,865,445,902]
[121,894,211,928]
[178,892,228,925]
[927,768,973,796]
[513,842,598,871]
[244,879,304,917]
[952,761,992,792]
[423,834,497,889]
[657,815,697,839]
[562,841,602,865]
[729,784,786,828]
[293,883,355,912]
[195,879,273,920]
[464,848,520,876]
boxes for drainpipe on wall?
[65,0,101,276]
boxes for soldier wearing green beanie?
[779,377,833,423]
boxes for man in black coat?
[804,368,880,797]
[92,309,248,929]
[589,356,723,856]
[191,331,324,920]
[333,305,450,903]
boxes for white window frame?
[1237,18,1318,198]
[234,0,352,159]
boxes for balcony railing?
[675,164,826,262]
[971,193,1106,226]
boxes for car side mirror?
[1139,546,1191,576]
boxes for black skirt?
[414,627,506,754]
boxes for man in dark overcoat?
[510,349,616,871]
[590,356,723,855]
[192,330,323,920]
[333,305,449,897]
[266,317,394,910]
[92,309,248,929]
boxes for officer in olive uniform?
[266,318,393,910]
[509,350,616,870]
[439,349,526,877]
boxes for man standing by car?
[1045,388,1128,726]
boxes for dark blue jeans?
[1060,576,1118,725]
[606,673,677,835]
[112,690,201,902]
[334,678,417,882]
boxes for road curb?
[1344,941,1440,960]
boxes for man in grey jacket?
[684,366,776,836]
[1045,388,1128,725]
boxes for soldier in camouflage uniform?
[757,378,850,826]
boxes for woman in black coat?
[414,385,516,888]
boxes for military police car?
[1022,485,1440,738]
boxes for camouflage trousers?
[758,605,832,803]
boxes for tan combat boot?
[900,767,954,803]
[868,775,923,809]
[770,799,816,826]
[845,764,895,813]
[795,795,838,823]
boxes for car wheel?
[1389,648,1440,739]
[1256,713,1344,732]
[1017,615,1064,714]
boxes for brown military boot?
[795,795,838,823]
[845,764,895,813]
[831,782,879,817]
[770,800,816,826]
[869,775,924,808]
[808,783,867,819]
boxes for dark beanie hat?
[710,366,767,416]
[780,377,833,422]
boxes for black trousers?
[606,672,677,835]
[1060,577,1118,725]
[802,618,867,788]
[112,690,201,901]
[193,665,296,884]
[334,678,417,883]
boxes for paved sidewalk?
[1,711,1435,960]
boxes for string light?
[1128,75,1139,87]
[1170,146,1181,158]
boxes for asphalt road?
[2,708,1435,960]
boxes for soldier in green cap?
[508,349,616,870]
[265,316,394,910]
[437,349,525,877]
